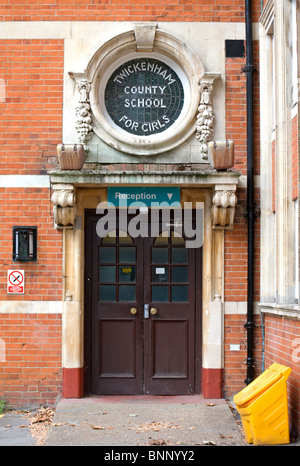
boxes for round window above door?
[102,55,188,138]
[71,28,205,155]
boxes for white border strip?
[224,301,260,315]
[0,21,259,41]
[0,301,63,314]
[0,175,50,188]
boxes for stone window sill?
[259,303,300,320]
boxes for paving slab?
[0,412,35,446]
[44,396,245,446]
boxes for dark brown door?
[85,211,200,396]
[143,231,196,395]
[86,215,144,395]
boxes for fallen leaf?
[31,407,54,424]
[129,421,182,432]
[27,408,56,446]
[206,403,215,407]
[203,440,217,445]
[149,439,166,445]
[90,425,105,430]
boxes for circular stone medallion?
[104,57,185,136]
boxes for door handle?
[150,307,158,316]
[130,307,137,315]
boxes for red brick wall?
[0,1,262,23]
[0,313,62,408]
[0,187,63,407]
[0,39,64,406]
[224,41,260,303]
[0,39,63,175]
[0,188,63,301]
[223,39,262,401]
[224,314,262,398]
[263,314,300,438]
[225,311,300,439]
[0,39,64,298]
[224,51,248,302]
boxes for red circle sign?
[8,271,24,286]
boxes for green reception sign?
[108,187,180,207]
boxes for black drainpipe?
[244,0,255,385]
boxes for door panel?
[143,231,196,395]
[85,211,199,396]
[98,319,136,378]
[88,216,144,395]
[151,320,188,377]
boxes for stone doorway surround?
[49,169,239,398]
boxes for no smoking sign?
[7,270,25,294]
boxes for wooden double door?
[85,211,201,396]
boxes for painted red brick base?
[202,368,222,399]
[62,367,84,399]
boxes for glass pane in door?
[119,247,136,263]
[99,285,116,302]
[172,248,188,264]
[171,266,188,283]
[99,266,116,282]
[171,286,188,302]
[152,285,169,302]
[119,266,136,282]
[99,247,116,263]
[119,285,135,301]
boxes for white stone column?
[274,0,296,303]
[259,6,276,302]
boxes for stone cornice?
[49,169,240,229]
[49,169,240,187]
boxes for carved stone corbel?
[196,74,220,161]
[212,185,237,230]
[51,184,77,229]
